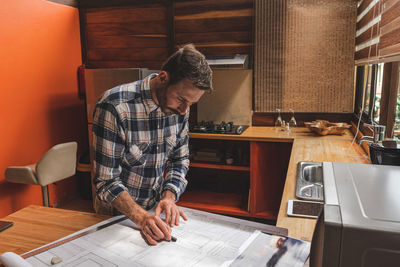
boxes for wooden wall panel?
[174,0,252,14]
[84,4,169,69]
[87,35,167,49]
[174,0,253,58]
[83,1,253,68]
[87,48,169,61]
[85,6,166,23]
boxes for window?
[363,65,373,115]
[373,63,384,123]
[354,64,377,123]
[355,62,399,139]
[394,68,400,139]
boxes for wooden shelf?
[178,191,250,217]
[190,162,250,171]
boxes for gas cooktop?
[190,121,248,135]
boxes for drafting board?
[22,207,287,267]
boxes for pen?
[164,236,177,242]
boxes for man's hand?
[155,190,188,227]
[111,191,171,245]
[138,212,171,245]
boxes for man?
[92,44,213,245]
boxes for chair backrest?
[36,142,78,186]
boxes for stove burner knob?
[226,122,233,132]
[235,126,244,135]
[213,125,219,132]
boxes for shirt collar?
[141,73,159,114]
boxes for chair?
[5,142,78,207]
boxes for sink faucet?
[358,136,374,146]
[357,124,385,145]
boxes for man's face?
[157,79,205,116]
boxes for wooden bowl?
[305,121,351,136]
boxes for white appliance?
[310,162,400,267]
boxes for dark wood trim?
[78,0,167,8]
[367,64,378,123]
[252,112,354,126]
[79,8,88,65]
[379,62,393,130]
[379,62,399,138]
[386,62,399,137]
[354,65,365,114]
[46,0,78,7]
[167,0,175,55]
[251,0,255,112]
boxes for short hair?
[161,44,213,91]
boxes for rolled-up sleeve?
[92,102,127,204]
[163,115,189,201]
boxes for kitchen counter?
[191,126,370,241]
[190,125,356,142]
[276,137,369,241]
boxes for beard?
[155,85,180,115]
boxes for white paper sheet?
[23,207,285,267]
[0,252,33,267]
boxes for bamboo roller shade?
[254,0,357,113]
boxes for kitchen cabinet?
[177,133,292,220]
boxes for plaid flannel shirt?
[92,74,189,210]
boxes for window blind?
[355,0,400,64]
[379,0,400,61]
[355,0,382,64]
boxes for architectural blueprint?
[23,207,290,267]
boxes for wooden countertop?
[0,205,110,255]
[276,138,370,241]
[192,126,370,241]
[190,126,356,142]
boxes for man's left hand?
[155,190,188,227]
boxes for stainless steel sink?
[296,161,324,201]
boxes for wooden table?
[0,205,110,255]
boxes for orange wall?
[0,0,87,217]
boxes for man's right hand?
[138,212,172,245]
[111,191,171,246]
